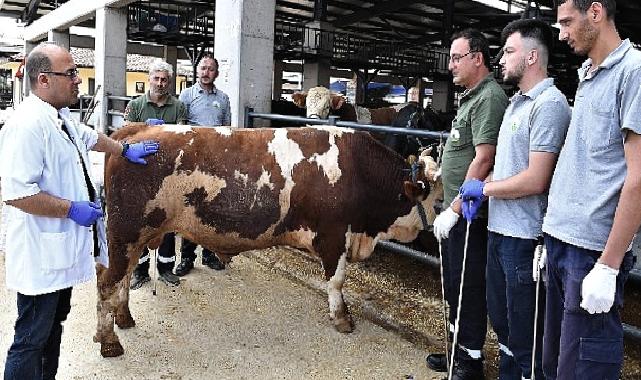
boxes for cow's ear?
[403,181,427,201]
[292,93,307,108]
[330,95,345,110]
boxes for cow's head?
[417,148,441,183]
[402,154,433,203]
[292,87,346,119]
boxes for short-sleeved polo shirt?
[441,74,508,208]
[179,83,231,126]
[542,39,641,251]
[124,92,186,124]
[489,78,571,239]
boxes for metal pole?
[438,240,451,372]
[531,245,544,380]
[245,107,254,128]
[151,249,157,296]
[448,220,471,380]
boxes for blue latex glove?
[459,179,485,200]
[461,197,483,222]
[122,140,160,164]
[145,118,164,126]
[67,201,103,227]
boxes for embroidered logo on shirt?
[510,116,520,132]
[212,101,220,108]
[451,127,460,141]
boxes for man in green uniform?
[426,29,508,379]
[126,59,186,289]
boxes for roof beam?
[21,0,41,25]
[333,0,423,27]
[23,0,138,42]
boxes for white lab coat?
[0,94,106,295]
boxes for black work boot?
[426,353,448,372]
[202,253,225,270]
[158,270,180,286]
[451,358,485,380]
[130,269,151,290]
[174,258,194,277]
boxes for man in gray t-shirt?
[542,1,641,378]
[460,20,570,380]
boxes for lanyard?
[59,116,100,257]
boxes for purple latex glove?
[122,140,160,165]
[459,179,485,200]
[461,197,483,223]
[67,201,103,227]
[145,118,164,126]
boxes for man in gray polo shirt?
[179,54,231,126]
[175,54,231,276]
[460,19,570,379]
[542,1,641,378]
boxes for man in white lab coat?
[0,43,158,380]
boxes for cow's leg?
[94,269,125,357]
[114,276,135,329]
[324,251,353,333]
[94,241,138,357]
[113,258,141,329]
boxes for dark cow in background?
[95,120,437,357]
[270,98,307,127]
[383,103,446,157]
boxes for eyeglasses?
[449,51,477,64]
[41,68,79,79]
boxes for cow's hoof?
[100,341,124,357]
[115,313,136,329]
[333,317,354,333]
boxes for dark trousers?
[543,235,634,380]
[486,232,544,379]
[180,238,215,263]
[137,233,176,274]
[4,288,72,380]
[441,217,488,358]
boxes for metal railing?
[78,94,131,131]
[274,22,451,78]
[245,109,450,140]
[127,1,215,46]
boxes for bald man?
[0,43,158,379]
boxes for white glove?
[433,207,459,241]
[580,262,619,314]
[532,244,547,282]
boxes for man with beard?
[426,29,507,379]
[125,59,186,289]
[459,19,570,379]
[1,43,158,379]
[539,0,641,378]
[174,54,230,276]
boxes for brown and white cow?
[292,87,400,125]
[94,122,435,357]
